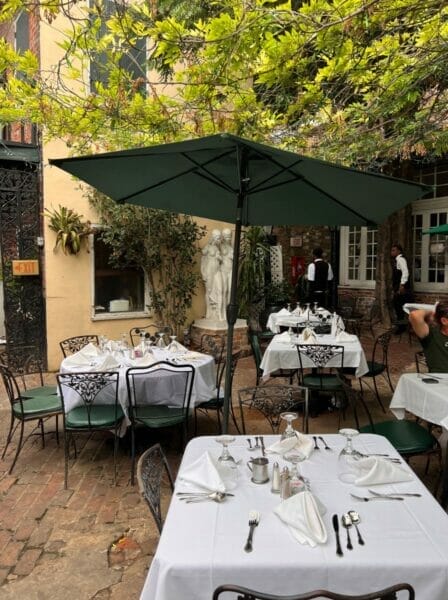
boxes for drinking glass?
[287,303,292,313]
[215,435,236,463]
[284,449,306,494]
[314,302,319,313]
[337,428,360,483]
[280,412,298,440]
[98,335,107,354]
[167,335,178,352]
[156,332,166,348]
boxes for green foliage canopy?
[1,0,448,165]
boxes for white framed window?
[412,198,448,292]
[90,234,151,320]
[339,226,378,289]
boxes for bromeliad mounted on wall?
[44,205,92,255]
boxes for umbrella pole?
[222,147,248,434]
[222,217,242,433]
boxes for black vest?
[392,255,410,292]
[311,260,329,292]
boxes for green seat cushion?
[23,385,57,398]
[66,405,124,429]
[302,374,342,390]
[365,361,386,377]
[134,405,186,428]
[360,420,437,454]
[13,395,62,417]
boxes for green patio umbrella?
[423,224,448,235]
[50,133,431,433]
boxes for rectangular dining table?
[390,372,448,507]
[140,433,448,600]
[59,347,217,424]
[260,333,369,379]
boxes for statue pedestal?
[191,318,249,355]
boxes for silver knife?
[368,489,421,498]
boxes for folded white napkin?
[277,308,290,316]
[353,456,413,486]
[63,351,93,368]
[95,354,120,371]
[274,491,327,546]
[335,331,357,343]
[299,328,318,345]
[168,341,188,353]
[266,434,314,459]
[79,342,100,358]
[275,331,293,344]
[403,303,435,314]
[132,356,155,367]
[178,451,226,492]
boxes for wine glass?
[156,332,166,348]
[337,428,360,483]
[280,412,298,440]
[314,302,319,313]
[215,435,236,463]
[167,335,178,352]
[284,449,306,494]
[98,335,107,354]
[144,337,154,355]
[287,303,292,313]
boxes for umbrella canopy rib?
[180,151,237,194]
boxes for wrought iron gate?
[0,163,46,367]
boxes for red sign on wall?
[290,256,305,285]
[12,260,39,276]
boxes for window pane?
[94,237,145,313]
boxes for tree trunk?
[375,204,412,326]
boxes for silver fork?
[244,510,260,552]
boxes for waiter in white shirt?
[391,243,413,333]
[307,247,333,309]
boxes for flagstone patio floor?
[0,330,442,599]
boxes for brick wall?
[191,324,250,356]
[273,226,332,283]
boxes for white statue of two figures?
[201,228,233,322]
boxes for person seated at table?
[409,302,448,372]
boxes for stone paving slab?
[0,330,442,598]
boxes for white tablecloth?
[390,373,448,429]
[260,334,369,378]
[267,310,332,334]
[141,434,448,600]
[60,347,216,423]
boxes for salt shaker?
[271,462,280,494]
[280,466,291,500]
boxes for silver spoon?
[341,514,353,550]
[348,510,365,545]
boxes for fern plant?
[44,205,91,255]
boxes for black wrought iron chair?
[212,583,415,600]
[136,443,174,534]
[238,385,309,434]
[0,364,62,473]
[359,329,394,413]
[0,346,57,397]
[129,324,173,348]
[200,333,226,364]
[341,379,441,487]
[57,371,123,489]
[355,301,382,339]
[126,361,194,484]
[250,332,297,386]
[59,335,99,358]
[415,350,427,373]
[194,351,241,435]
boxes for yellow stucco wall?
[39,10,233,370]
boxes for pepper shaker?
[271,462,280,494]
[280,466,291,500]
